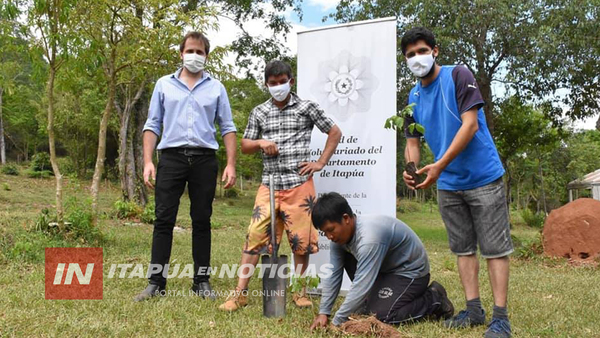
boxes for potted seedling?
[384,103,425,188]
[290,274,320,294]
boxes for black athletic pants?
[343,251,442,324]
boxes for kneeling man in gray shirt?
[310,192,454,329]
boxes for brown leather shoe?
[293,288,313,308]
[218,288,248,312]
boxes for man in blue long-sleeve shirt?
[309,192,454,329]
[134,31,237,301]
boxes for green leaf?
[399,103,416,118]
[415,124,425,134]
[396,116,404,129]
[384,118,393,129]
[308,276,320,288]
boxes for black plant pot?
[406,161,421,188]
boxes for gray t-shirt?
[319,214,430,326]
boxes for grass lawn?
[0,172,599,337]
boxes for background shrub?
[1,163,20,176]
[30,152,52,172]
[520,208,546,228]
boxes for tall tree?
[28,0,75,228]
[73,0,139,223]
[519,0,600,123]
[495,97,563,208]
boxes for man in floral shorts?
[219,60,342,311]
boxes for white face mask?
[407,53,435,78]
[183,53,206,73]
[268,81,291,102]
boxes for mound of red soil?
[340,316,403,338]
[542,198,600,260]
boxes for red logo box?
[45,248,103,300]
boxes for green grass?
[0,173,599,337]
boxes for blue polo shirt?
[404,65,504,190]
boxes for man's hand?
[403,170,417,190]
[222,164,236,189]
[298,161,325,176]
[415,161,444,190]
[143,162,156,189]
[310,314,329,330]
[259,140,279,156]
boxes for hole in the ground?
[579,252,590,259]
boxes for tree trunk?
[0,86,5,164]
[80,140,87,178]
[478,76,494,135]
[117,81,146,204]
[504,163,512,207]
[47,67,64,228]
[91,51,116,225]
[516,181,521,211]
[118,104,132,200]
[539,159,547,215]
[135,98,149,205]
[473,24,495,135]
[125,115,137,201]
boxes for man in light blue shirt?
[309,193,454,329]
[134,31,237,301]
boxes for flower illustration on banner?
[326,65,362,107]
[311,50,379,121]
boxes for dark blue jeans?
[149,149,218,287]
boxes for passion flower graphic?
[311,50,379,121]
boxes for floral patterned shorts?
[243,178,319,255]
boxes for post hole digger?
[261,174,289,318]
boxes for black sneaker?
[191,281,216,300]
[443,309,486,328]
[484,317,512,338]
[134,284,165,302]
[429,281,454,320]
